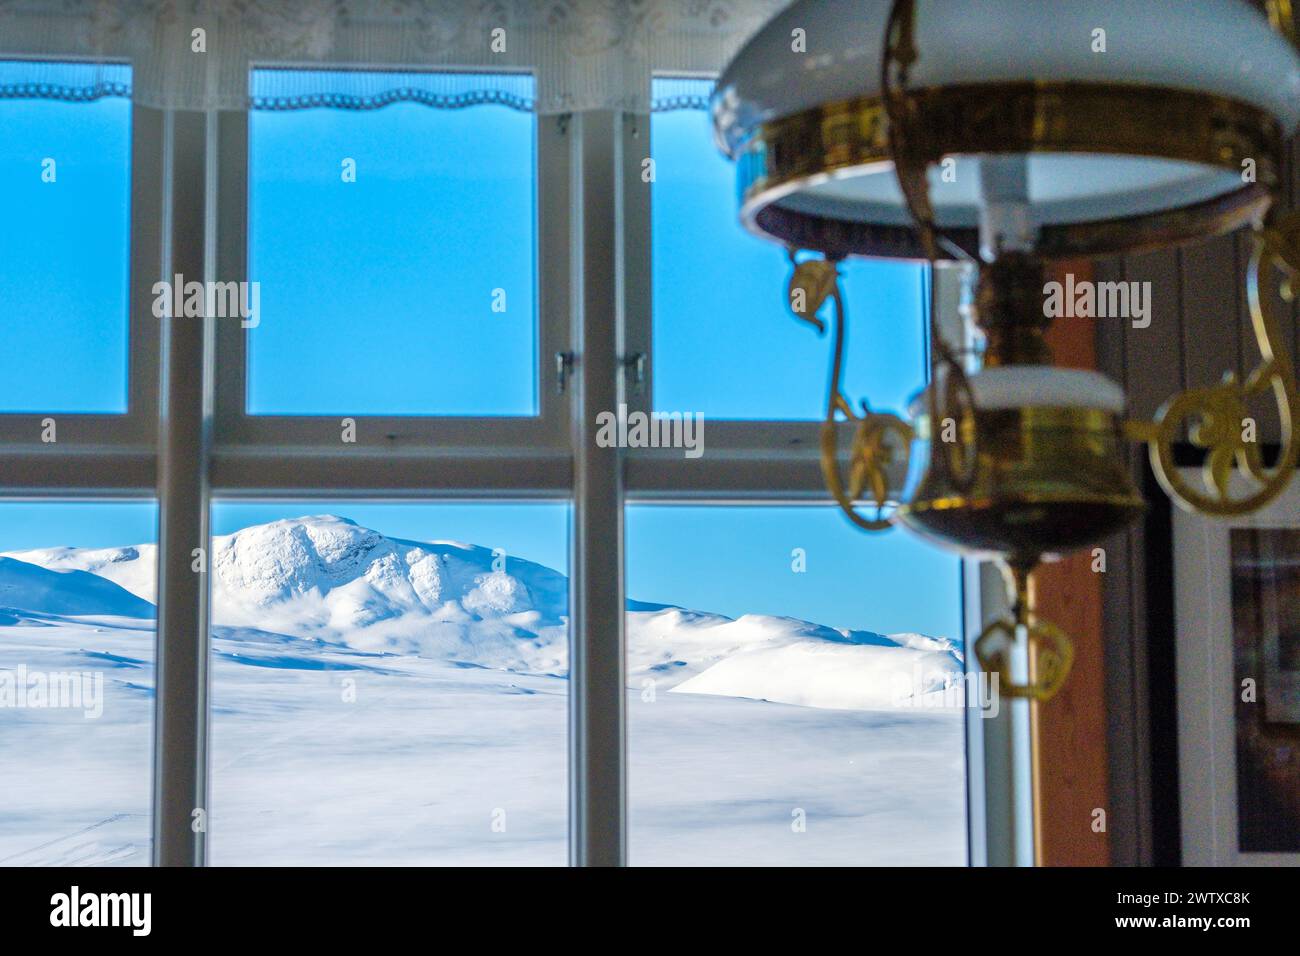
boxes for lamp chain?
[881,0,979,493]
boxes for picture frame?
[1149,448,1300,865]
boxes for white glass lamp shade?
[712,0,1300,259]
[907,367,1128,418]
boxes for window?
[626,504,967,865]
[0,62,132,413]
[0,501,157,865]
[3,63,988,868]
[245,70,539,417]
[650,77,928,421]
[207,501,569,864]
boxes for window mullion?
[569,110,628,866]
[621,112,652,417]
[152,108,215,867]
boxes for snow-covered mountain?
[0,514,962,709]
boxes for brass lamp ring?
[735,82,1281,261]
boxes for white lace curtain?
[0,0,787,112]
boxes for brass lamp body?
[900,407,1145,563]
[897,255,1146,566]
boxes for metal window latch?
[555,351,576,394]
[622,352,647,394]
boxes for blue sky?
[0,500,157,552]
[627,504,961,638]
[0,87,131,413]
[247,85,538,416]
[0,70,960,641]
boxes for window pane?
[0,63,132,413]
[0,501,157,865]
[651,78,926,420]
[208,502,568,864]
[247,70,538,416]
[627,505,967,865]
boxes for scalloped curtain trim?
[0,69,715,113]
[0,59,132,103]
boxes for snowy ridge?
[0,556,155,621]
[0,545,157,603]
[628,609,962,710]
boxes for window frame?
[212,67,572,457]
[0,65,1013,868]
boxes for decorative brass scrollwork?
[1263,0,1298,49]
[784,0,981,535]
[1138,213,1300,516]
[787,255,913,532]
[974,562,1075,702]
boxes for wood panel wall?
[1033,260,1110,866]
[1094,139,1300,865]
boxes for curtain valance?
[0,0,784,112]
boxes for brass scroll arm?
[787,255,913,532]
[1129,214,1300,516]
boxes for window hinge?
[555,351,576,394]
[621,351,647,394]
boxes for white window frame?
[212,71,572,469]
[0,64,1020,867]
[0,90,160,487]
